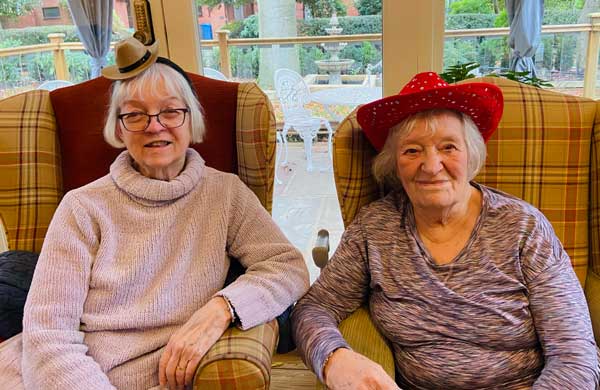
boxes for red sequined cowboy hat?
[356,71,504,151]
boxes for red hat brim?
[356,82,504,151]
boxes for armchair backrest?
[0,74,276,252]
[333,77,600,289]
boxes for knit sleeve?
[21,193,115,390]
[521,215,600,389]
[291,217,370,383]
[217,176,309,330]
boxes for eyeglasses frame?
[117,108,189,132]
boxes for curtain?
[67,0,113,78]
[505,0,544,77]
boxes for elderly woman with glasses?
[0,37,308,390]
[291,72,599,390]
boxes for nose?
[420,150,443,174]
[145,115,166,133]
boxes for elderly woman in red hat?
[0,37,309,390]
[292,72,599,389]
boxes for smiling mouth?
[416,180,448,186]
[144,140,172,148]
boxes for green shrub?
[299,45,326,75]
[222,20,245,38]
[25,52,55,81]
[0,25,121,46]
[543,9,580,25]
[0,56,21,85]
[298,15,381,36]
[445,14,497,30]
[339,41,381,74]
[448,0,494,14]
[355,0,381,15]
[301,0,347,18]
[239,14,258,38]
[230,46,258,79]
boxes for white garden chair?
[203,67,228,81]
[274,68,333,172]
[37,80,74,91]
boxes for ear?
[116,125,124,143]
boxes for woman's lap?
[0,333,25,389]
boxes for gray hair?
[371,109,486,191]
[103,63,205,148]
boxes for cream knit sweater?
[0,149,309,389]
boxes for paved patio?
[272,140,344,282]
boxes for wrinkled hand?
[159,296,232,390]
[324,348,400,390]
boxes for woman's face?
[395,113,471,211]
[117,80,191,181]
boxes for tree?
[297,0,346,17]
[355,0,381,15]
[0,0,39,18]
[0,0,39,28]
[449,0,494,14]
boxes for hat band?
[119,50,151,73]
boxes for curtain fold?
[505,0,544,77]
[67,0,113,78]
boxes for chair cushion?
[49,74,240,193]
[0,90,62,252]
[194,319,278,389]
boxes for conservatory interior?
[1,0,600,389]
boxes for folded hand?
[158,296,232,390]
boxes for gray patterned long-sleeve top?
[292,183,599,389]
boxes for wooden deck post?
[217,30,232,78]
[583,13,600,99]
[47,33,69,81]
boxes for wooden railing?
[1,12,599,97]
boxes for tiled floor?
[272,141,344,283]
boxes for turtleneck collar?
[110,148,205,206]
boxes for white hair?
[103,63,205,148]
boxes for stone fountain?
[315,12,354,84]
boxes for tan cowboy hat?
[357,72,504,151]
[101,37,159,80]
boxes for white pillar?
[383,1,445,97]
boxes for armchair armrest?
[312,229,330,269]
[312,233,394,389]
[194,319,279,389]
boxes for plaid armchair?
[323,76,600,386]
[0,74,278,389]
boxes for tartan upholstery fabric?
[334,77,597,286]
[332,107,380,229]
[194,319,278,389]
[0,90,62,252]
[589,99,600,277]
[236,82,276,214]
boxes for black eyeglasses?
[118,108,189,132]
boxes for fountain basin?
[315,59,355,72]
